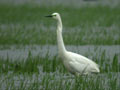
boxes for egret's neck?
[56,17,66,56]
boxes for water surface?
[0,45,119,60]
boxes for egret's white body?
[46,13,100,75]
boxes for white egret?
[46,13,100,75]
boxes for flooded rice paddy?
[0,45,119,60]
[0,0,120,89]
[0,45,120,90]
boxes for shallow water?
[0,45,119,60]
[0,45,120,89]
[0,72,120,90]
[0,1,119,89]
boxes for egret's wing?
[67,51,100,73]
[69,60,89,74]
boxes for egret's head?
[45,13,60,20]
